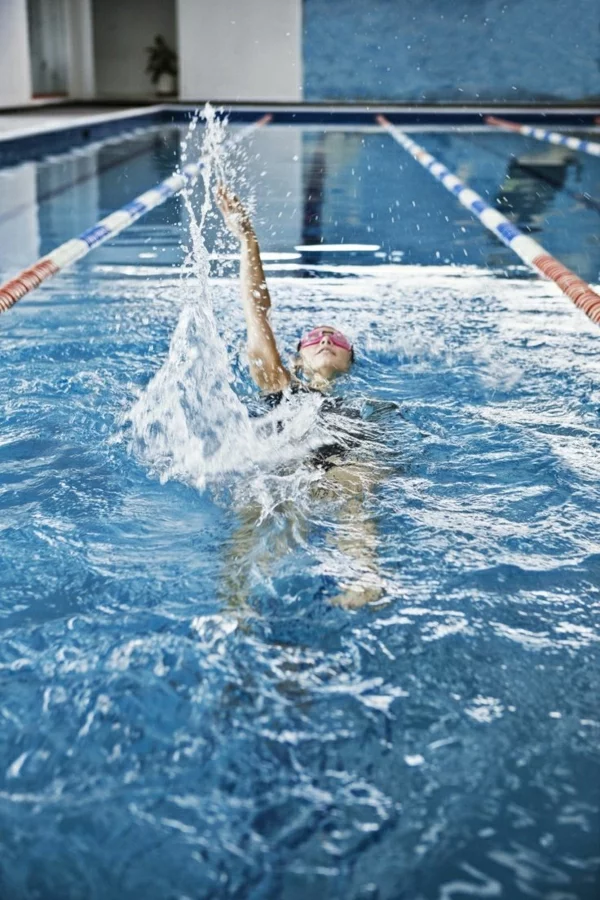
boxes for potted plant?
[145,35,178,96]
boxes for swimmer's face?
[298,326,353,381]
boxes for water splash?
[126,106,335,491]
[127,105,259,489]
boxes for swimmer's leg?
[321,462,388,610]
[219,497,310,615]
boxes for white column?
[177,0,302,102]
[0,0,32,107]
[66,0,95,99]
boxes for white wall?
[92,0,176,97]
[177,0,302,102]
[0,0,32,107]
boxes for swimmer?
[216,184,354,395]
[216,184,388,610]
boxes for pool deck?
[0,105,163,141]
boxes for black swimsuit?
[261,382,370,470]
[261,380,318,410]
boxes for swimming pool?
[1,114,599,899]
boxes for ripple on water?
[1,258,600,897]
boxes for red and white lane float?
[0,115,271,315]
[376,114,600,327]
[485,115,600,158]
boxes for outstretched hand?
[215,184,253,240]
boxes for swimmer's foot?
[330,581,385,610]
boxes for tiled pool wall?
[303,0,600,103]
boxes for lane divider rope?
[0,114,271,315]
[485,115,600,158]
[376,115,600,326]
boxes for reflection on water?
[301,134,326,247]
[495,148,576,232]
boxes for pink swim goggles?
[298,327,353,352]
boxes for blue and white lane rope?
[486,115,600,158]
[376,115,600,326]
[0,114,271,314]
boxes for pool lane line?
[0,114,271,315]
[376,115,600,327]
[485,116,600,158]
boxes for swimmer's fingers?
[215,183,241,211]
[215,184,253,237]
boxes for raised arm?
[216,185,291,393]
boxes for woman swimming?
[216,185,387,610]
[216,184,354,396]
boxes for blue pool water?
[1,118,600,899]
